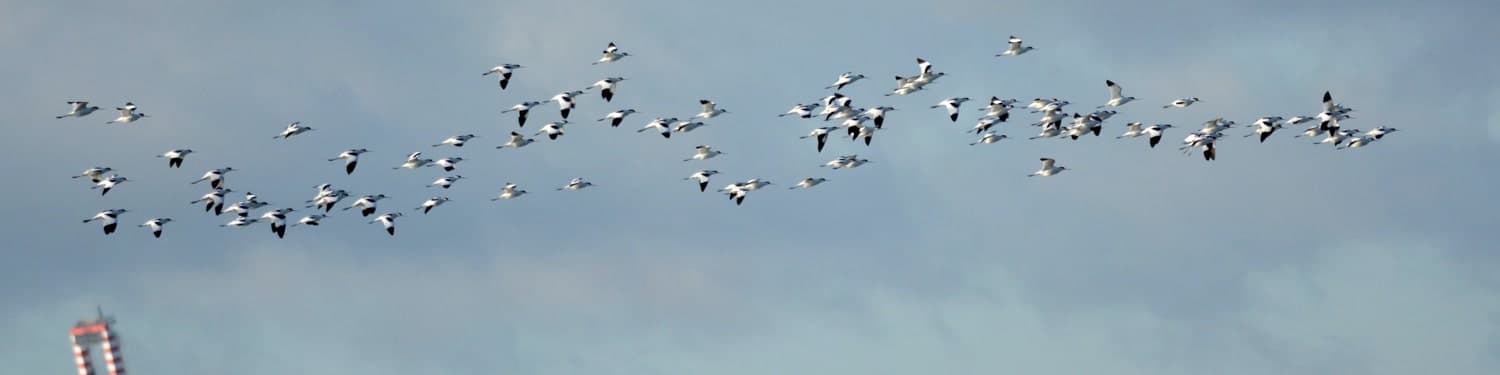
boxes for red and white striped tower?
[70,333,95,375]
[69,307,122,375]
[100,327,125,375]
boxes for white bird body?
[344,194,388,217]
[498,132,535,149]
[91,174,128,196]
[429,157,465,172]
[594,42,631,64]
[139,218,172,238]
[1143,124,1174,148]
[536,121,568,140]
[57,101,100,119]
[83,209,128,235]
[329,148,368,175]
[695,100,728,119]
[590,77,626,102]
[684,145,723,161]
[971,132,1007,145]
[428,175,465,189]
[598,109,637,127]
[673,121,707,133]
[502,100,543,127]
[191,188,233,215]
[433,134,478,147]
[1117,122,1145,139]
[370,212,404,236]
[790,177,827,189]
[557,177,594,191]
[997,35,1035,56]
[637,117,676,139]
[781,103,821,119]
[416,196,450,214]
[1101,80,1136,108]
[551,91,585,119]
[1027,158,1067,177]
[1164,97,1201,109]
[492,183,528,200]
[73,167,114,182]
[158,148,194,168]
[221,216,259,228]
[190,167,236,189]
[294,214,327,227]
[396,152,432,170]
[826,72,866,90]
[684,170,720,192]
[483,63,523,89]
[932,97,970,122]
[273,121,314,139]
[105,102,148,124]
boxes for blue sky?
[3,0,1498,374]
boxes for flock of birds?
[67,38,1400,238]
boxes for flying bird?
[1245,116,1285,143]
[329,148,369,175]
[683,145,724,161]
[590,77,626,102]
[673,120,707,133]
[491,183,528,201]
[293,214,327,227]
[57,101,100,119]
[416,196,450,214]
[90,174,128,196]
[343,194,388,217]
[535,121,567,140]
[594,42,631,65]
[780,103,820,119]
[260,208,295,238]
[1117,122,1145,139]
[394,152,432,170]
[695,100,728,119]
[826,72,866,91]
[105,102,148,124]
[502,101,543,127]
[83,209,127,235]
[932,97,970,122]
[497,131,535,149]
[801,126,837,153]
[483,64,524,89]
[1163,97,1201,109]
[557,177,594,191]
[637,117,676,139]
[429,157,465,172]
[190,167,236,189]
[863,106,896,128]
[598,109,637,127]
[191,188,233,215]
[789,177,827,190]
[157,149,193,168]
[370,212,404,236]
[978,97,1013,122]
[551,90,585,120]
[273,121,314,139]
[73,167,114,183]
[970,132,1007,146]
[428,175,465,189]
[432,134,478,148]
[1027,158,1068,177]
[1101,80,1136,108]
[220,216,260,228]
[997,35,1035,56]
[684,170,719,192]
[138,218,172,238]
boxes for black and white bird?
[502,101,543,127]
[328,148,369,175]
[590,77,626,102]
[780,103,820,119]
[684,170,719,192]
[83,209,128,235]
[970,132,1007,146]
[1117,122,1145,139]
[190,167,236,189]
[826,72,866,91]
[344,194,388,217]
[684,145,724,161]
[1027,158,1068,177]
[91,174,128,196]
[273,121,314,139]
[593,42,630,65]
[293,214,327,227]
[862,106,896,128]
[1163,97,1201,109]
[801,126,837,153]
[106,102,148,124]
[57,101,100,119]
[789,177,827,190]
[551,91,586,120]
[978,97,1014,122]
[1337,134,1376,150]
[557,177,594,191]
[394,152,432,170]
[598,109,637,127]
[1364,126,1399,140]
[432,134,478,148]
[370,212,404,236]
[428,175,465,189]
[1246,116,1285,143]
[997,35,1035,56]
[157,149,193,168]
[491,183,528,201]
[260,208,295,238]
[1101,80,1136,108]
[535,121,567,140]
[483,64,524,89]
[497,131,535,149]
[695,100,728,119]
[673,120,708,133]
[932,97,970,122]
[1180,133,1220,161]
[220,216,259,228]
[73,167,114,183]
[637,117,676,139]
[138,218,172,238]
[191,188,233,215]
[429,157,465,172]
[971,116,1003,135]
[307,189,348,213]
[416,196,450,214]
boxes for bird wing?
[1107,80,1123,99]
[1040,158,1055,170]
[700,100,716,113]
